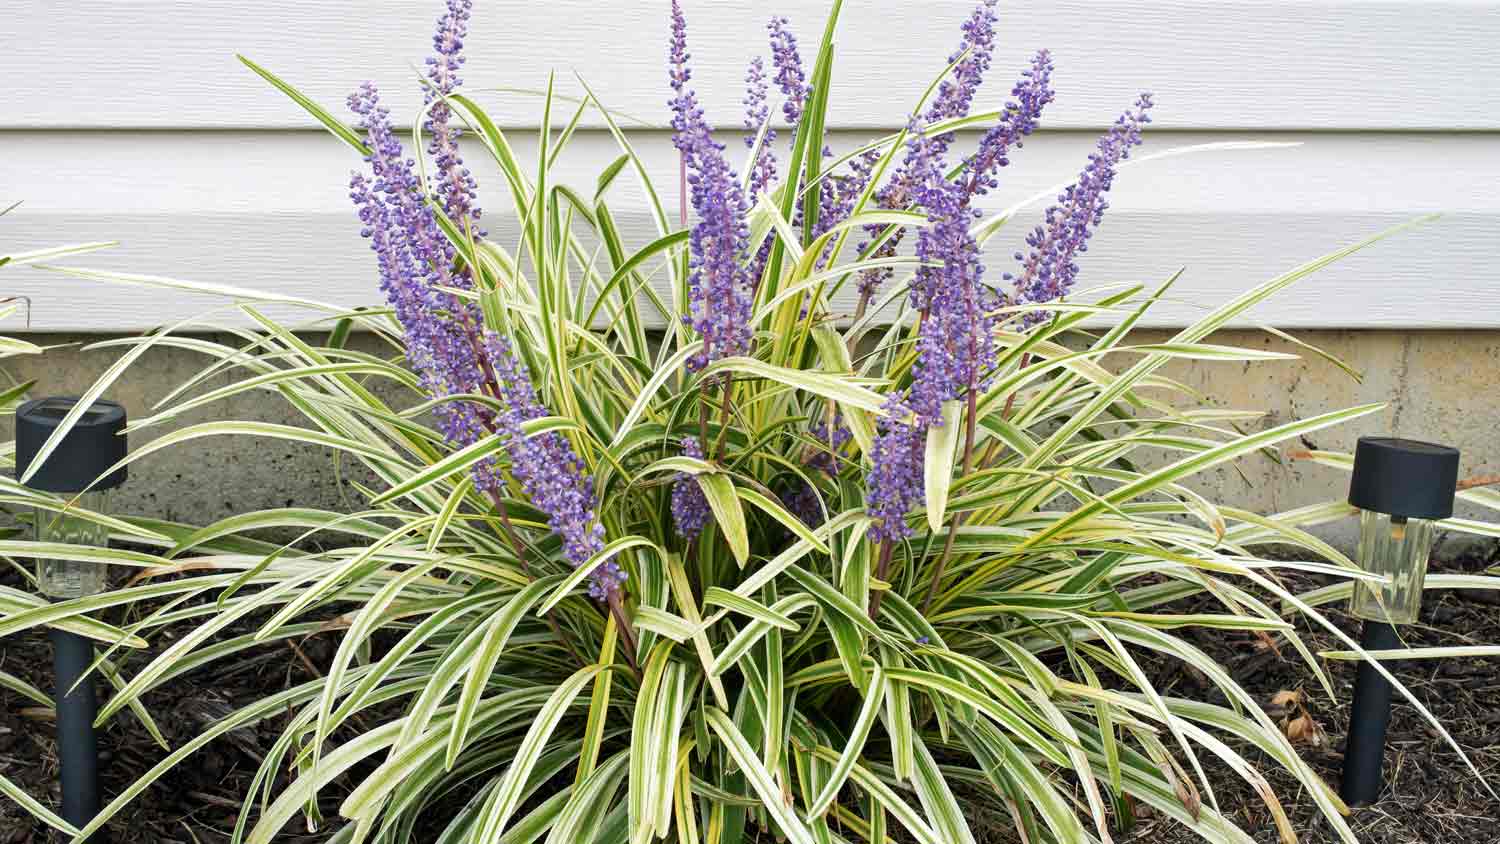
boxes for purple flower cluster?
[864,412,925,543]
[863,53,1057,542]
[905,51,1056,421]
[768,17,809,132]
[1009,94,1153,319]
[807,413,852,474]
[907,184,989,425]
[671,436,712,542]
[348,10,617,601]
[856,0,1001,303]
[486,336,618,599]
[348,83,490,465]
[671,1,754,372]
[743,56,777,200]
[423,0,481,233]
[781,480,823,527]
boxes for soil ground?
[1,556,1496,843]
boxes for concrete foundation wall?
[4,330,1496,559]
[1133,329,1499,558]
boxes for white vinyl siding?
[3,0,1497,330]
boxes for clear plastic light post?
[1340,436,1458,806]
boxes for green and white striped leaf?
[705,707,816,844]
[697,472,749,567]
[473,666,603,842]
[924,400,963,531]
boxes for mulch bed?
[1,554,1497,843]
[1121,554,1500,844]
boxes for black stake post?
[1340,619,1400,806]
[50,628,101,832]
[16,396,129,842]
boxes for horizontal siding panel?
[5,210,1495,331]
[4,130,1495,331]
[4,1,1499,130]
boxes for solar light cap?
[1347,436,1459,521]
[14,397,128,493]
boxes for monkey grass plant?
[4,1,1499,842]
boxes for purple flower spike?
[856,0,1001,303]
[1009,94,1153,321]
[669,2,755,372]
[347,12,616,604]
[744,56,777,201]
[768,17,809,131]
[904,52,1056,415]
[862,53,1058,537]
[960,50,1054,202]
[671,436,712,542]
[348,83,491,468]
[865,404,925,543]
[486,335,618,600]
[926,0,1000,133]
[668,1,701,165]
[424,0,482,236]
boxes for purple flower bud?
[768,16,809,131]
[807,413,852,475]
[865,403,925,543]
[671,436,712,542]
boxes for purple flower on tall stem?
[926,0,1000,140]
[865,406,924,543]
[1009,94,1153,320]
[855,0,1001,306]
[348,83,490,460]
[671,436,712,542]
[744,56,777,201]
[862,52,1056,543]
[905,51,1056,418]
[743,56,779,285]
[348,14,620,603]
[768,17,809,132]
[486,334,620,600]
[669,1,754,372]
[424,0,481,236]
[958,50,1054,202]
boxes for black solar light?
[15,396,128,837]
[1340,436,1458,807]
